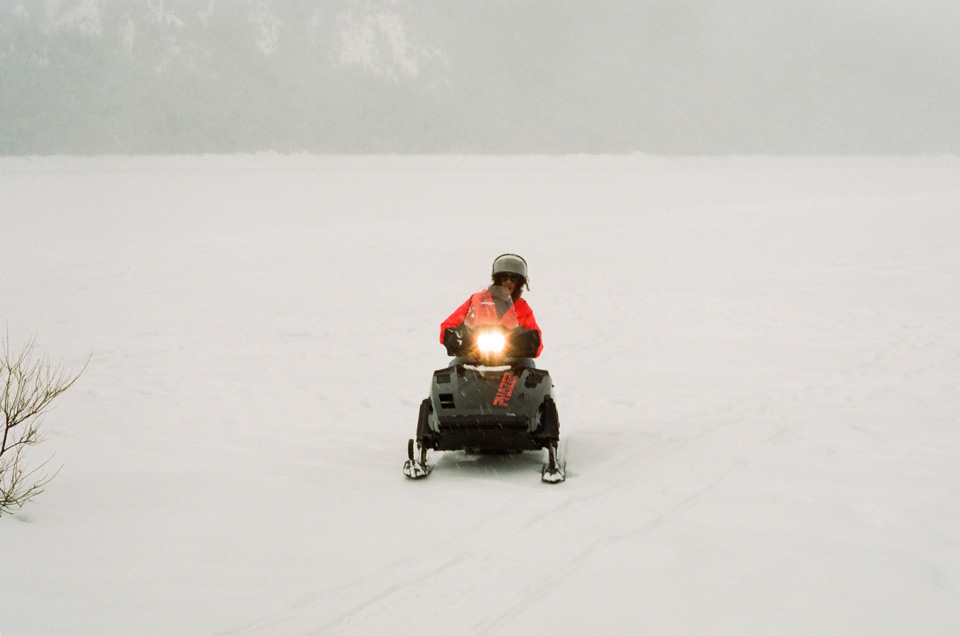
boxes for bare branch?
[1,333,85,517]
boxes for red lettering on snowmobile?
[493,371,519,407]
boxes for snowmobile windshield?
[462,285,521,330]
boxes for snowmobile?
[403,285,565,483]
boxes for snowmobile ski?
[541,443,566,483]
[402,438,432,479]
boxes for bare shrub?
[1,334,86,516]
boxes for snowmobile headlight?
[476,330,507,355]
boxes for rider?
[440,254,543,362]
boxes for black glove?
[509,328,541,358]
[443,326,465,355]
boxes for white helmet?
[491,253,529,288]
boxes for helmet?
[491,253,529,287]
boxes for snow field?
[1,154,959,635]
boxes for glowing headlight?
[476,330,507,355]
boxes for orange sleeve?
[513,299,544,357]
[439,296,473,344]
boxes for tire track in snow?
[230,328,952,635]
[302,416,762,634]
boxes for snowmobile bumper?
[432,414,544,451]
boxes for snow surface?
[1,154,959,635]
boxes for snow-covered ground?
[1,154,959,635]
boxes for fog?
[1,0,959,154]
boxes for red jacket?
[440,289,543,357]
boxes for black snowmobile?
[403,285,565,483]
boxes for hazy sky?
[446,0,960,153]
[2,0,959,154]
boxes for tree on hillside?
[1,335,86,517]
